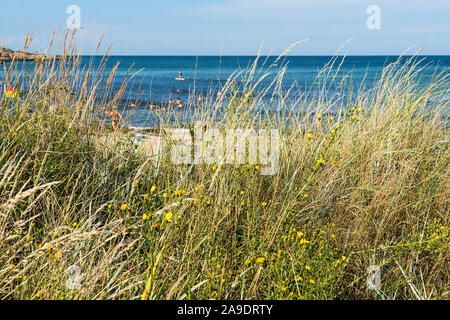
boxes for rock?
[0,48,59,62]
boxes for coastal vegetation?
[0,33,448,300]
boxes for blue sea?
[2,55,450,127]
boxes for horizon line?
[76,54,450,57]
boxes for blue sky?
[1,0,449,55]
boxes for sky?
[1,0,449,56]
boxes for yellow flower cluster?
[164,211,173,223]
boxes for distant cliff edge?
[0,47,59,62]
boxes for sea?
[2,55,449,127]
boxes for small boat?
[175,77,185,81]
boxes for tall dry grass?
[0,32,448,300]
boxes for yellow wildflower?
[305,265,311,271]
[150,185,156,193]
[164,211,173,223]
[256,257,265,264]
[72,222,77,228]
[317,113,322,121]
[297,231,304,238]
[317,158,326,166]
[142,213,149,221]
[300,238,310,245]
[120,204,127,211]
[244,259,251,266]
[261,202,268,207]
[142,194,149,200]
[163,193,168,198]
[306,133,313,139]
[5,88,18,99]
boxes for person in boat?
[169,98,175,106]
[178,71,183,78]
[176,98,183,108]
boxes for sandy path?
[95,130,164,158]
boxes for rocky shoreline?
[0,48,59,62]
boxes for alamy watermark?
[366,5,381,30]
[169,122,280,175]
[367,265,381,291]
[66,5,81,30]
[66,265,81,290]
[66,5,379,35]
